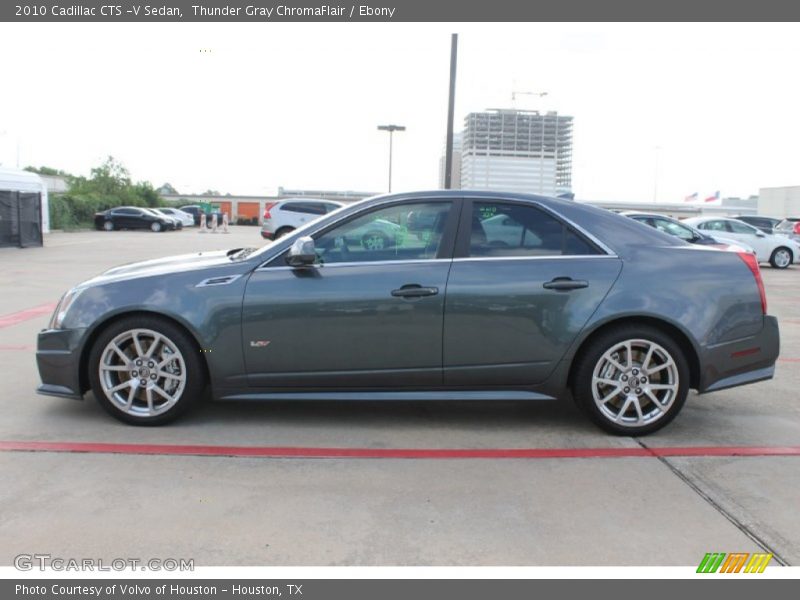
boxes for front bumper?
[35,328,87,400]
[699,315,780,393]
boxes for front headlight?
[49,288,84,329]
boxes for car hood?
[81,249,248,287]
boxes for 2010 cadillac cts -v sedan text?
[36,191,780,435]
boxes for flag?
[704,191,721,203]
[684,192,698,202]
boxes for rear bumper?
[260,230,275,240]
[35,328,86,400]
[699,315,780,393]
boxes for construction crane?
[511,90,548,105]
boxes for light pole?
[377,124,405,193]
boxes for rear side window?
[468,202,600,258]
[281,202,326,215]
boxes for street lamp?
[377,124,406,193]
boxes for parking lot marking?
[0,440,799,460]
[0,303,57,329]
[0,345,34,351]
[779,357,800,363]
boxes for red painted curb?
[0,440,798,460]
[0,303,57,329]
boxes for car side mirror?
[286,236,317,268]
[755,230,766,238]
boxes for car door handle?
[391,284,439,298]
[543,277,589,291]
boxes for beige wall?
[758,186,800,218]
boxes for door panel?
[242,262,450,388]
[443,258,622,386]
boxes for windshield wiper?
[229,247,257,260]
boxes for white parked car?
[261,199,344,240]
[684,216,800,269]
[153,207,195,227]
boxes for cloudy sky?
[1,22,799,201]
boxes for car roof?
[684,215,737,222]
[279,198,343,204]
[620,211,675,219]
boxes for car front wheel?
[151,222,163,233]
[88,316,204,425]
[770,247,792,269]
[103,221,114,231]
[572,324,690,435]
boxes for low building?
[162,188,377,225]
[758,186,800,218]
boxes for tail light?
[263,202,276,219]
[738,252,767,315]
[794,222,800,235]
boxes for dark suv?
[734,215,782,235]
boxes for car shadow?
[47,392,601,439]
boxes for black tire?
[275,226,295,239]
[769,247,792,269]
[572,324,690,436]
[88,315,205,425]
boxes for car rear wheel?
[769,247,792,269]
[103,221,114,231]
[572,324,690,435]
[150,222,162,233]
[88,316,204,425]
[275,226,294,239]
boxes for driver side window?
[313,201,452,264]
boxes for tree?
[24,166,70,177]
[50,156,166,227]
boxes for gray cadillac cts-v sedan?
[36,191,780,435]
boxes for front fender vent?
[195,274,242,287]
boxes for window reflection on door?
[313,202,452,264]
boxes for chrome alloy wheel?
[773,248,791,268]
[98,328,187,417]
[591,338,679,428]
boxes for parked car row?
[94,206,189,232]
[622,211,800,269]
[684,216,799,269]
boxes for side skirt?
[216,390,557,402]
